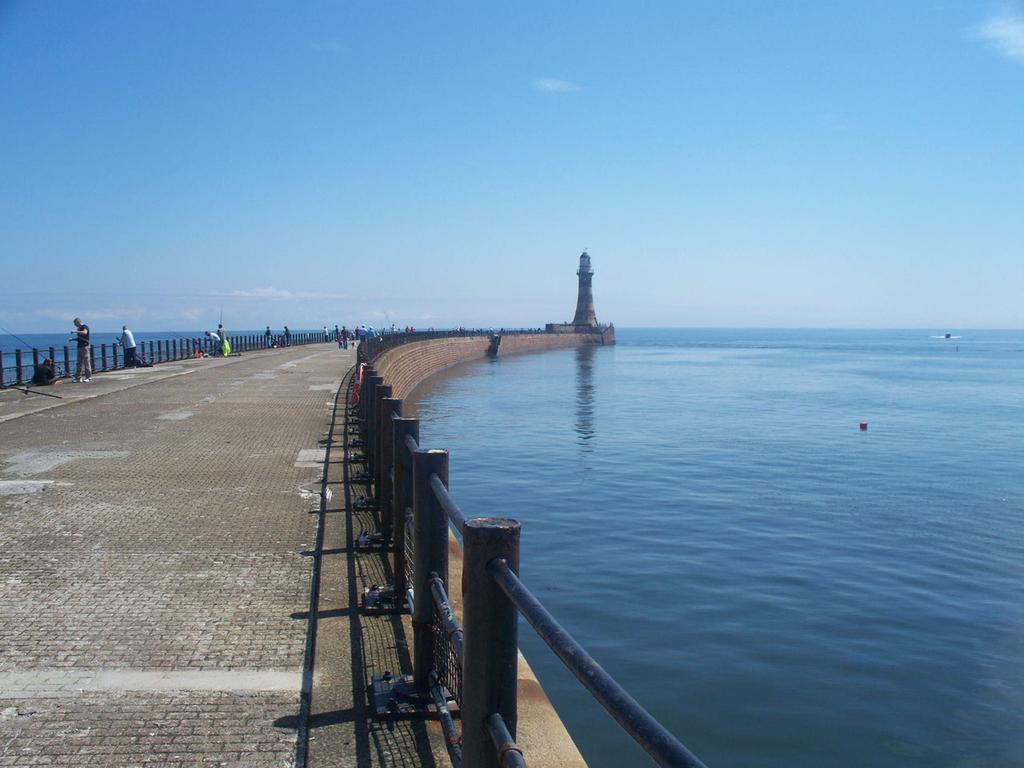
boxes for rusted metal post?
[48,346,56,374]
[412,448,449,692]
[361,367,376,426]
[462,517,521,768]
[112,343,119,369]
[32,348,40,374]
[100,343,107,371]
[392,417,419,599]
[173,339,177,360]
[364,374,383,469]
[90,345,96,373]
[149,340,154,363]
[63,347,70,378]
[16,349,23,385]
[379,395,401,542]
[373,383,393,507]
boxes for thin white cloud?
[213,287,348,301]
[970,4,1024,62]
[310,40,346,54]
[533,78,581,93]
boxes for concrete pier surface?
[0,343,585,767]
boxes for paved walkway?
[0,345,445,767]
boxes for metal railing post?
[374,382,393,473]
[63,347,70,378]
[113,343,119,369]
[392,417,419,599]
[374,383,393,511]
[412,448,449,692]
[364,374,383,471]
[360,366,375,422]
[379,396,402,543]
[16,349,23,385]
[462,517,521,768]
[32,348,40,377]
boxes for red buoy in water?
[859,422,868,431]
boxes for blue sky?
[1,1,1023,332]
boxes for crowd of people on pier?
[23,318,401,387]
[10,317,437,391]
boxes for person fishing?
[217,324,231,357]
[31,357,57,386]
[70,317,92,382]
[114,325,139,367]
[204,329,222,355]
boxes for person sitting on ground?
[32,358,57,386]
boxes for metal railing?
[1,331,337,388]
[352,356,709,768]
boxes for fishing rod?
[0,322,37,350]
[14,386,63,400]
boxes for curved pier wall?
[368,331,597,766]
[371,331,608,400]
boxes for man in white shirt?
[115,325,138,367]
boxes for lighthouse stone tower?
[571,251,598,327]
[545,250,614,344]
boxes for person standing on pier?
[265,326,273,348]
[115,325,139,367]
[283,326,291,346]
[71,317,91,382]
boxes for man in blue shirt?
[116,325,138,367]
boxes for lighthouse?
[571,251,598,327]
[545,250,614,344]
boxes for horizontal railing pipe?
[429,472,468,534]
[486,713,528,768]
[488,559,708,768]
[429,576,465,665]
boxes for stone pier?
[0,340,585,767]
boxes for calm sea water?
[406,328,1024,768]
